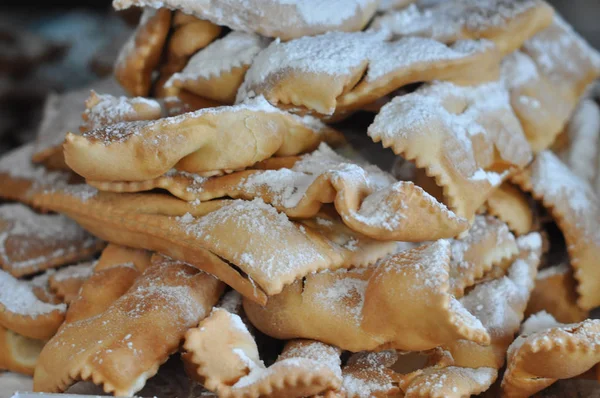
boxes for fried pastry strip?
[341,350,400,398]
[63,97,343,181]
[368,81,532,220]
[112,0,379,41]
[33,188,395,303]
[47,262,96,304]
[484,183,533,235]
[0,325,45,376]
[0,269,65,340]
[0,203,103,277]
[512,150,600,310]
[501,312,600,397]
[243,240,490,352]
[525,265,588,323]
[184,308,343,398]
[372,0,553,55]
[449,215,518,298]
[89,143,468,241]
[65,245,152,324]
[237,31,500,117]
[33,256,224,395]
[114,8,172,96]
[444,233,542,370]
[165,32,270,104]
[0,144,72,206]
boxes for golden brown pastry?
[244,240,490,352]
[368,81,532,221]
[0,325,45,376]
[512,150,600,310]
[112,0,379,41]
[48,262,95,304]
[114,8,172,96]
[484,183,533,236]
[33,255,225,395]
[63,97,343,182]
[341,350,401,398]
[237,31,500,118]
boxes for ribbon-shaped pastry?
[372,0,554,55]
[0,325,46,376]
[114,8,172,96]
[47,262,95,304]
[112,0,379,41]
[341,350,400,397]
[237,30,500,118]
[32,187,396,303]
[512,150,600,310]
[33,255,225,395]
[89,143,468,241]
[368,81,532,221]
[0,203,103,277]
[243,240,490,352]
[502,311,600,397]
[183,308,343,398]
[0,269,66,340]
[63,97,343,182]
[165,32,270,104]
[484,183,533,236]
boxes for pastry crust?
[183,308,343,398]
[32,188,396,302]
[0,203,103,277]
[89,143,468,241]
[0,269,66,340]
[63,97,343,181]
[237,31,500,118]
[372,0,554,55]
[48,262,95,304]
[0,325,45,376]
[512,151,600,310]
[341,350,401,398]
[114,8,172,96]
[33,256,224,395]
[502,312,600,397]
[484,183,533,236]
[113,0,379,41]
[244,240,490,352]
[368,81,532,221]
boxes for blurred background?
[0,0,597,151]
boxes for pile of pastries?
[1,0,600,396]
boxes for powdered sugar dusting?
[166,32,269,85]
[536,263,569,280]
[0,269,66,317]
[0,144,71,189]
[314,275,368,325]
[52,261,96,282]
[83,92,162,131]
[280,341,341,379]
[0,203,99,272]
[501,51,540,89]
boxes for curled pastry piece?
[166,32,270,104]
[556,99,600,184]
[449,215,518,298]
[114,8,172,96]
[33,188,395,303]
[0,203,103,277]
[444,233,541,370]
[244,240,490,352]
[65,245,152,324]
[80,91,163,132]
[502,312,600,397]
[342,350,400,398]
[369,81,532,220]
[484,183,533,235]
[90,143,468,241]
[184,308,343,398]
[113,0,378,41]
[522,15,600,127]
[399,364,497,398]
[63,97,343,182]
[0,269,66,340]
[33,78,125,169]
[526,264,588,323]
[0,325,45,376]
[33,256,224,395]
[372,0,553,55]
[48,262,96,304]
[237,31,500,117]
[0,145,72,206]
[30,270,61,305]
[512,150,600,310]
